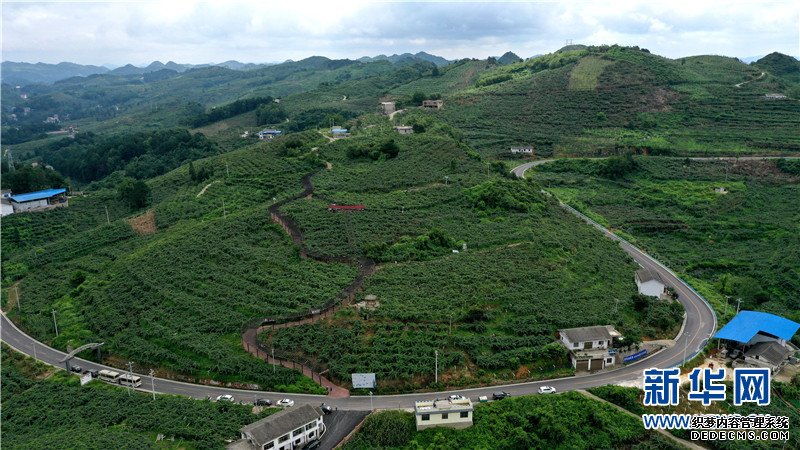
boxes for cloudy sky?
[2,0,798,66]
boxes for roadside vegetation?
[344,393,683,449]
[1,345,273,450]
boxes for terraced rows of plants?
[531,157,800,326]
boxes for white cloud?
[1,0,797,64]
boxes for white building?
[394,126,413,135]
[227,404,324,450]
[510,147,534,154]
[415,398,473,431]
[635,267,668,298]
[558,325,620,372]
[1,190,13,217]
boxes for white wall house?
[394,126,413,135]
[558,325,620,372]
[415,398,473,431]
[510,147,534,154]
[635,267,668,298]
[9,188,68,213]
[227,404,324,450]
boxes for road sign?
[351,373,376,388]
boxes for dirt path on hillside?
[240,169,377,397]
[734,71,765,88]
[388,109,405,120]
[196,180,221,198]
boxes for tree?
[117,177,150,209]
[411,91,426,105]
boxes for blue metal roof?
[259,129,282,134]
[9,188,67,203]
[714,311,800,344]
[331,128,348,133]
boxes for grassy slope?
[1,345,274,450]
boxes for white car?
[448,394,466,401]
[538,386,557,394]
[277,398,295,408]
[216,394,235,402]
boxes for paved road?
[2,155,729,410]
[319,410,370,450]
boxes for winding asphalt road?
[1,157,727,410]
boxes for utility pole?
[434,350,439,384]
[735,298,743,315]
[225,161,230,178]
[105,205,110,225]
[126,361,134,396]
[369,391,374,411]
[51,309,59,337]
[149,369,156,400]
[272,347,276,374]
[444,175,449,186]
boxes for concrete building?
[9,188,68,213]
[394,126,413,135]
[764,93,788,100]
[510,147,534,155]
[715,311,800,373]
[559,325,621,372]
[415,398,473,431]
[227,404,324,450]
[635,267,668,298]
[380,101,396,115]
[258,129,282,140]
[422,99,443,109]
[1,190,13,217]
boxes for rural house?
[558,325,621,372]
[331,127,350,138]
[1,190,13,217]
[415,398,473,431]
[227,404,324,450]
[380,101,396,115]
[635,267,668,298]
[510,147,534,155]
[258,129,282,140]
[422,99,443,109]
[715,311,799,372]
[394,125,413,134]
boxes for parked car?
[492,391,510,400]
[448,394,466,401]
[216,394,234,402]
[320,403,333,415]
[70,365,83,373]
[538,386,557,394]
[478,396,489,403]
[254,398,272,406]
[86,369,99,378]
[277,398,295,408]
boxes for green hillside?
[530,157,800,327]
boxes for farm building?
[331,127,350,138]
[258,129,282,140]
[328,204,365,212]
[394,125,413,134]
[380,101,396,115]
[422,99,443,109]
[415,398,473,431]
[558,325,621,372]
[764,93,787,100]
[1,190,13,216]
[715,311,800,372]
[510,147,534,154]
[635,267,668,298]
[9,188,68,213]
[227,404,324,450]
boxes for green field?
[531,157,800,326]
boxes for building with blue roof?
[9,188,68,212]
[257,129,282,140]
[714,310,800,346]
